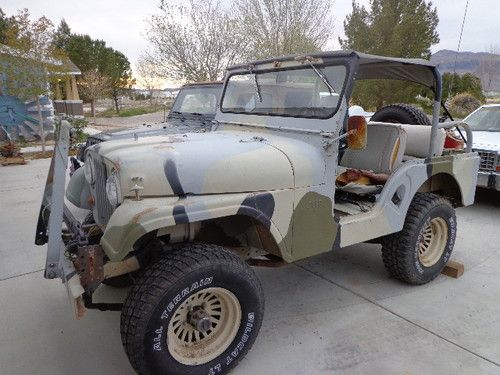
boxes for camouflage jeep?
[36,50,479,375]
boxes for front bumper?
[477,171,500,190]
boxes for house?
[0,44,82,141]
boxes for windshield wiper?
[296,56,336,95]
[248,64,262,103]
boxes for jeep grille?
[93,158,114,224]
[476,150,498,172]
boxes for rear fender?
[339,152,479,247]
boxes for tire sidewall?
[143,265,262,375]
[409,204,456,283]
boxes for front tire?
[381,193,456,284]
[121,244,264,375]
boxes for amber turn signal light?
[347,115,367,150]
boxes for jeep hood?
[90,131,299,197]
[89,116,211,142]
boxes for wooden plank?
[0,156,27,166]
[441,260,464,279]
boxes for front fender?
[100,192,289,261]
[66,167,92,209]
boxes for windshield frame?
[219,61,350,120]
[171,85,221,116]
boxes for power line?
[448,0,470,101]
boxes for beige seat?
[400,124,446,158]
[340,122,407,174]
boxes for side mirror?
[347,115,367,150]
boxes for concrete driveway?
[1,158,499,375]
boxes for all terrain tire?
[371,103,431,125]
[120,243,264,375]
[381,193,456,285]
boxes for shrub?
[54,116,89,143]
[0,142,21,157]
[449,93,482,118]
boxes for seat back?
[340,122,407,174]
[400,124,446,158]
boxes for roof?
[228,50,438,90]
[0,44,81,75]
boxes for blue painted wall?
[0,72,54,140]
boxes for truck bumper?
[35,122,88,317]
[476,171,500,190]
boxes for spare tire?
[371,103,431,125]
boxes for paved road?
[0,158,499,374]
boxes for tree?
[233,0,334,60]
[78,70,111,117]
[442,72,484,103]
[340,0,439,109]
[55,25,133,113]
[0,8,18,44]
[52,19,71,50]
[103,48,134,112]
[135,56,162,104]
[2,9,64,151]
[63,34,109,74]
[145,0,245,82]
[477,44,500,92]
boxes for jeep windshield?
[221,65,347,118]
[171,85,220,115]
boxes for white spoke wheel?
[121,244,264,375]
[417,217,448,267]
[381,193,456,285]
[167,287,242,365]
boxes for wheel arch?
[100,197,287,262]
[417,172,464,207]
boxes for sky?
[2,0,499,86]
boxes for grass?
[97,105,164,118]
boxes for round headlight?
[84,156,94,185]
[106,170,121,206]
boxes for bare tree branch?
[233,0,334,60]
[145,0,244,82]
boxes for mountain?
[430,49,500,92]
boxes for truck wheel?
[381,193,456,284]
[371,103,431,125]
[120,244,264,375]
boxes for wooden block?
[441,260,464,279]
[0,156,27,166]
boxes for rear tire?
[371,103,431,125]
[381,193,456,285]
[121,243,264,375]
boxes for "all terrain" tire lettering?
[160,277,213,320]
